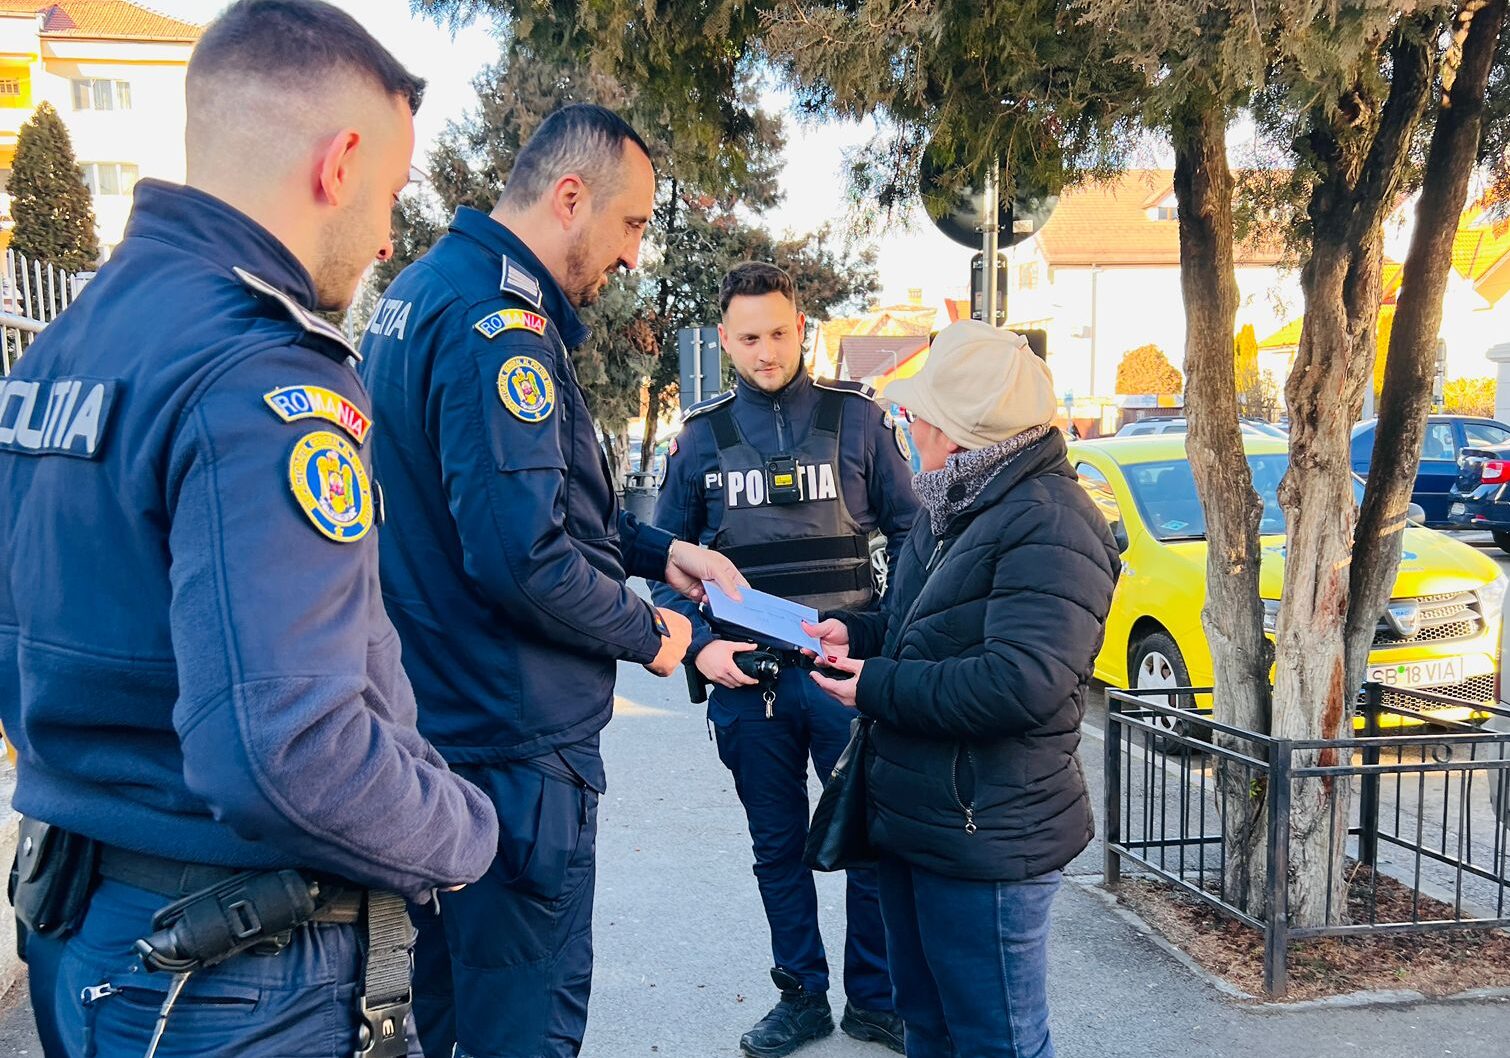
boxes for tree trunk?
[1273,232,1377,927]
[643,174,681,472]
[641,383,664,470]
[1172,102,1272,914]
[1347,0,1508,697]
[611,422,632,485]
[1275,24,1434,927]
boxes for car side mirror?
[1406,502,1426,524]
[1111,520,1130,554]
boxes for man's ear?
[550,173,588,228]
[316,129,361,207]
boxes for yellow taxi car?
[1069,435,1507,727]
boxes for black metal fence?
[1103,684,1510,995]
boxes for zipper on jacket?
[925,539,945,572]
[949,746,978,835]
[773,398,786,449]
[888,538,952,659]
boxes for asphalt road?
[4,543,1510,1055]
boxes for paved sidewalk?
[3,657,1509,1055]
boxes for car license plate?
[1450,502,1466,517]
[1367,657,1466,689]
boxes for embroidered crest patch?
[474,308,548,341]
[894,423,914,464]
[287,431,373,543]
[497,356,556,423]
[264,385,372,445]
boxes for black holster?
[133,869,322,975]
[7,816,99,961]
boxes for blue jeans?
[709,668,892,1009]
[877,857,1061,1058]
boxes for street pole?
[1090,265,1101,398]
[982,160,1000,327]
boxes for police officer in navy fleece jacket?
[0,5,496,1056]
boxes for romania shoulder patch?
[264,385,372,445]
[474,308,548,341]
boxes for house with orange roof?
[0,1,201,251]
[1001,170,1302,398]
[807,290,936,380]
[1258,199,1510,407]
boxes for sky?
[151,0,974,310]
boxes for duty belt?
[98,845,361,921]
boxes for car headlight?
[1262,598,1280,635]
[1478,574,1509,628]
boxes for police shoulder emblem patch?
[287,431,373,543]
[894,423,914,464]
[497,356,556,423]
[264,385,372,445]
[474,308,548,341]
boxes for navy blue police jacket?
[358,208,674,775]
[0,181,498,899]
[651,369,919,659]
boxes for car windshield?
[1124,455,1365,541]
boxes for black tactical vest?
[706,386,875,612]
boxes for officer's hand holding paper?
[702,580,824,655]
[663,539,748,604]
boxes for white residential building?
[0,1,199,254]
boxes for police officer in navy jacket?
[652,263,919,1057]
[0,5,498,1057]
[359,105,743,1058]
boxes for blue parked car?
[1351,415,1510,528]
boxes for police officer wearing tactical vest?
[652,263,919,1057]
[0,4,501,1057]
[358,105,744,1058]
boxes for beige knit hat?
[885,320,1056,450]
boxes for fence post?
[1263,740,1292,998]
[1104,690,1122,889]
[1359,682,1382,869]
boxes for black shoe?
[739,970,835,1058]
[840,1003,905,1053]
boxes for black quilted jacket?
[837,430,1119,881]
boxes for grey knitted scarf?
[912,425,1052,537]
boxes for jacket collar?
[448,208,590,348]
[936,430,1072,537]
[735,362,813,407]
[123,180,319,308]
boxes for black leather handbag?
[803,715,876,872]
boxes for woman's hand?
[810,654,863,709]
[801,619,850,662]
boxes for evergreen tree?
[8,102,99,273]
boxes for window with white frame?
[81,162,140,197]
[0,80,21,99]
[71,79,131,111]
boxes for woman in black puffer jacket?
[808,320,1119,1058]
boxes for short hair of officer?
[719,261,808,394]
[186,0,423,312]
[493,103,655,307]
